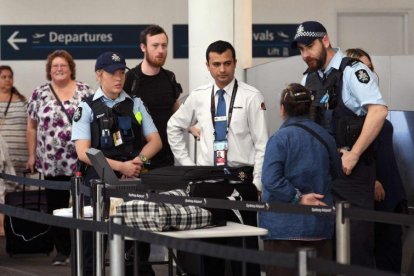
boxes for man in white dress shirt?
[167,40,268,192]
[167,40,267,276]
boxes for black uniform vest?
[305,57,375,163]
[84,95,143,162]
[305,57,359,135]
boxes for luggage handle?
[22,169,42,210]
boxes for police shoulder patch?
[73,107,82,122]
[355,69,370,84]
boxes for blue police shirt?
[301,48,386,116]
[71,87,157,141]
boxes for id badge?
[113,130,123,147]
[214,140,228,166]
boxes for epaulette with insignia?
[351,60,359,67]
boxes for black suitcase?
[141,165,254,191]
[4,172,54,256]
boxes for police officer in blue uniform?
[291,21,388,267]
[71,51,162,275]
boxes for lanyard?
[210,79,238,138]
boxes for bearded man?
[292,21,388,268]
[123,24,182,276]
[124,24,182,170]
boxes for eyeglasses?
[51,64,69,69]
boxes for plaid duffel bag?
[116,189,212,232]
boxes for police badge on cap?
[291,21,327,49]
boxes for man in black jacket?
[123,24,182,276]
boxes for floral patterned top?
[27,82,93,177]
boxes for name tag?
[214,116,227,122]
[214,140,228,167]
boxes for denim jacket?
[259,116,340,240]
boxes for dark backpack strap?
[287,123,338,177]
[161,68,183,99]
[287,123,330,155]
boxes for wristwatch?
[291,188,302,204]
[139,154,148,163]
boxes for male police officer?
[291,21,388,267]
[72,51,162,275]
[167,40,267,276]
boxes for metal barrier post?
[110,216,124,276]
[95,181,105,276]
[336,201,350,264]
[72,173,84,276]
[296,247,316,276]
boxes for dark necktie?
[215,89,227,141]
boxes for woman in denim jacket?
[259,83,341,276]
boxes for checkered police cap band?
[291,21,327,49]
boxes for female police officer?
[72,51,161,178]
[71,51,162,275]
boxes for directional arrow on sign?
[7,31,28,50]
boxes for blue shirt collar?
[214,78,236,96]
[92,87,131,103]
[319,48,344,77]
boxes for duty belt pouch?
[117,116,134,143]
[336,116,365,147]
[336,116,375,163]
[186,180,258,226]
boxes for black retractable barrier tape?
[0,202,400,276]
[344,207,414,226]
[106,188,336,216]
[0,173,407,276]
[1,172,70,191]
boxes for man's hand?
[340,148,360,175]
[300,193,327,206]
[188,126,201,140]
[120,157,143,178]
[374,180,386,202]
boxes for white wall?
[252,0,414,66]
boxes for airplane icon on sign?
[33,33,45,39]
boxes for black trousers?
[374,203,405,273]
[44,175,71,256]
[332,160,376,267]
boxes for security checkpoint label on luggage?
[214,140,228,166]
